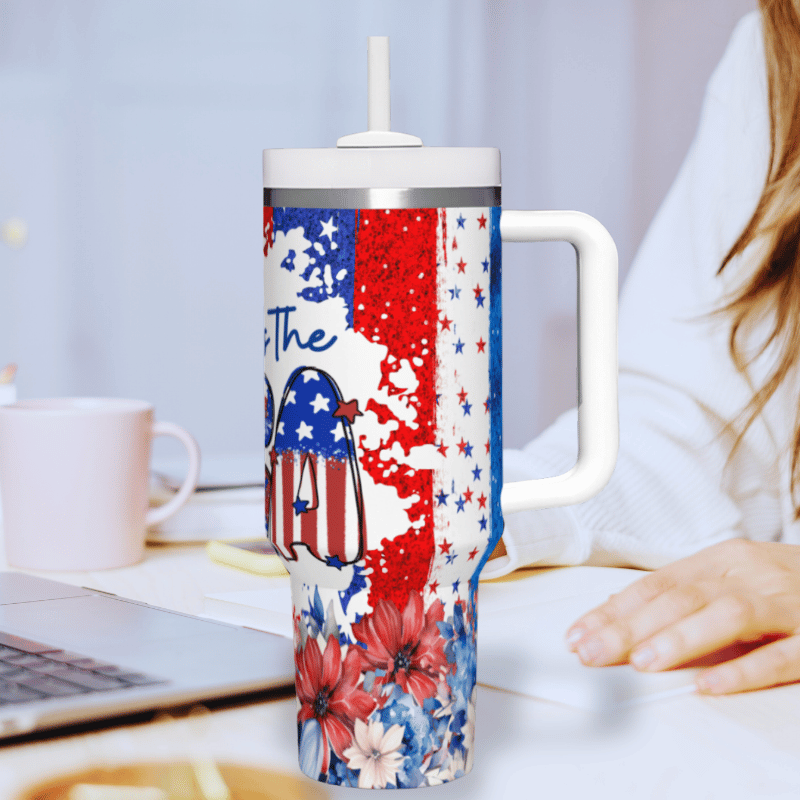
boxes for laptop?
[0,571,294,738]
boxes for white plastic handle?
[500,210,619,514]
[145,420,202,526]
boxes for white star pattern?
[320,217,338,241]
[277,421,285,436]
[310,393,330,414]
[296,421,313,441]
[286,390,297,404]
[302,371,320,383]
[331,424,345,442]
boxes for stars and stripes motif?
[264,204,501,612]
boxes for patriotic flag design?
[264,205,502,611]
[267,367,365,566]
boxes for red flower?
[351,591,447,706]
[296,635,376,773]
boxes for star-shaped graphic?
[463,487,474,503]
[478,493,488,509]
[472,466,482,481]
[463,442,474,458]
[479,515,488,531]
[293,497,309,516]
[457,214,466,229]
[468,547,480,561]
[453,339,465,354]
[286,390,297,405]
[482,258,489,273]
[457,387,468,403]
[452,579,460,594]
[437,442,448,457]
[462,401,472,416]
[296,421,313,441]
[475,293,485,308]
[440,315,453,331]
[429,580,440,594]
[445,553,458,564]
[455,496,466,513]
[310,393,330,414]
[439,540,452,554]
[474,285,485,307]
[485,439,491,454]
[457,438,468,455]
[448,285,461,300]
[333,399,363,424]
[436,490,449,506]
[452,237,458,250]
[320,217,338,241]
[330,424,345,441]
[477,214,487,229]
[476,338,486,353]
[302,371,320,383]
[435,393,442,405]
[326,554,345,569]
[457,258,467,273]
[277,421,285,436]
[484,396,490,413]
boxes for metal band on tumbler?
[263,186,500,209]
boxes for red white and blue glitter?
[264,205,501,788]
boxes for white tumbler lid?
[263,37,500,195]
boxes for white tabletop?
[1,513,800,798]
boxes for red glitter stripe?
[353,208,439,611]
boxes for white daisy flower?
[343,718,405,789]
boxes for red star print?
[477,214,487,229]
[439,540,452,554]
[429,580,440,593]
[437,442,448,457]
[457,438,468,455]
[468,547,480,561]
[457,259,467,274]
[457,387,468,404]
[452,237,458,250]
[485,439,491,454]
[476,338,486,353]
[473,284,483,299]
[440,315,453,331]
[478,493,488,509]
[463,487,474,504]
[333,399,363,424]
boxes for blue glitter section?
[471,206,503,593]
[274,367,351,460]
[271,208,357,328]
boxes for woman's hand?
[565,539,800,694]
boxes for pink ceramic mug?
[0,398,201,570]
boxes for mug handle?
[500,210,619,514]
[145,421,202,526]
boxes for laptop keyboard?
[0,631,166,705]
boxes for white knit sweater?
[484,11,800,579]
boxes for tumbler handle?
[500,210,619,514]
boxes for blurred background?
[0,0,756,470]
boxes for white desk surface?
[1,530,800,798]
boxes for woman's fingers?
[566,569,678,647]
[569,582,712,666]
[696,633,800,694]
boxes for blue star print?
[472,466,482,481]
[326,554,345,569]
[482,258,489,273]
[293,498,308,516]
[475,292,485,308]
[452,579,460,594]
[463,441,473,458]
[436,490,449,506]
[462,401,472,416]
[449,285,461,300]
[454,339,465,354]
[455,496,466,513]
[479,515,488,531]
[445,553,458,564]
[456,214,466,229]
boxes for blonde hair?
[719,0,800,516]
